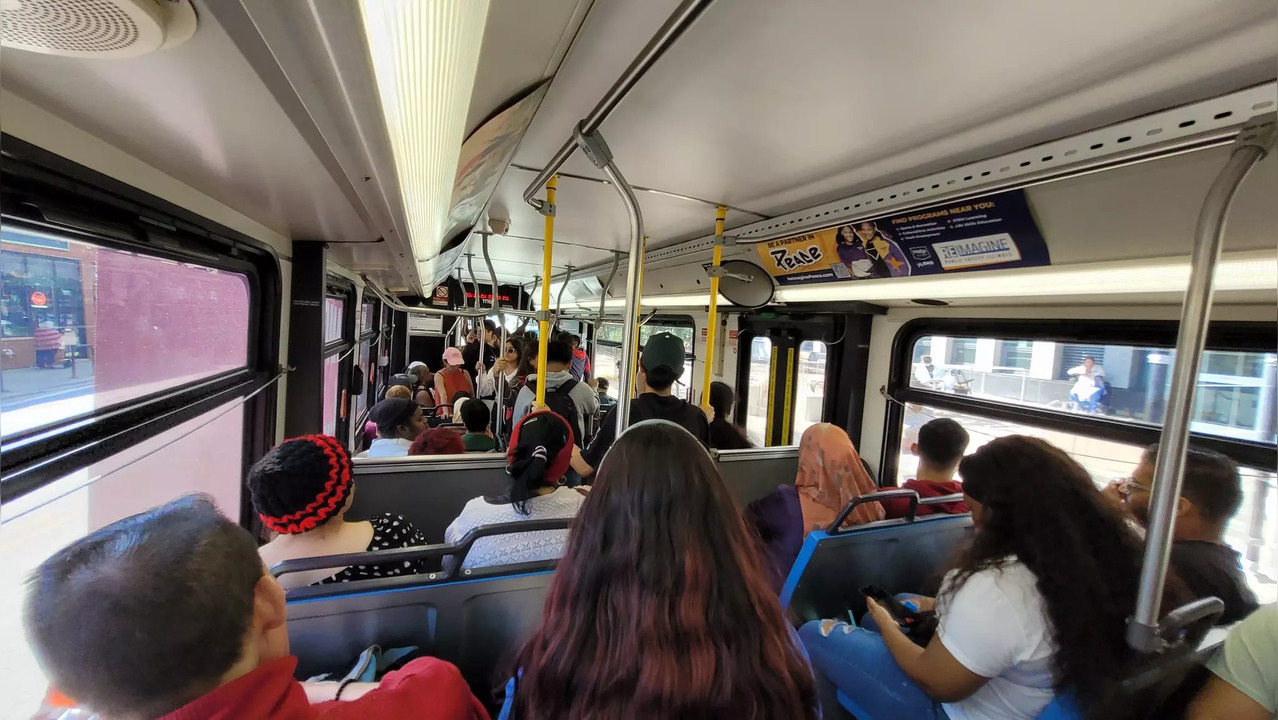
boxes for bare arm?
[1187,675,1271,720]
[865,598,989,703]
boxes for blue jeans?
[799,619,949,720]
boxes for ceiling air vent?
[0,0,196,58]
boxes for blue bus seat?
[781,490,974,623]
[274,518,572,706]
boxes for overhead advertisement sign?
[755,189,1049,286]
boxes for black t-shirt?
[709,418,753,450]
[583,393,711,470]
[1170,540,1259,624]
[462,340,499,389]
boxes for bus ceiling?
[0,1,1274,303]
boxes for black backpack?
[525,378,584,447]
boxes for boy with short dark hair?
[23,494,486,720]
[883,418,971,518]
[459,396,498,452]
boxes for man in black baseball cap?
[572,332,710,479]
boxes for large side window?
[1,228,250,438]
[0,137,279,717]
[890,321,1277,606]
[746,336,773,446]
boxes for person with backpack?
[512,339,599,447]
[570,332,710,479]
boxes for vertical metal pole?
[629,237,648,399]
[574,123,644,432]
[1127,115,1273,652]
[593,252,622,376]
[535,177,557,406]
[482,233,507,439]
[701,206,728,407]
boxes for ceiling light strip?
[360,0,489,287]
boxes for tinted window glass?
[1,227,250,438]
[908,334,1277,445]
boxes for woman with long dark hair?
[708,381,752,450]
[500,420,817,720]
[801,435,1166,720]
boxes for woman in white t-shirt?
[445,409,585,570]
[801,435,1162,720]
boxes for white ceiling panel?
[0,1,370,248]
[518,0,1275,242]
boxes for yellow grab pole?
[630,236,647,397]
[701,206,727,408]
[536,176,557,405]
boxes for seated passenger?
[745,484,804,592]
[459,397,498,452]
[1187,604,1277,720]
[409,427,466,456]
[250,435,430,588]
[444,411,584,570]
[498,420,817,720]
[385,383,414,401]
[511,339,599,442]
[883,417,970,519]
[708,380,752,450]
[23,494,487,720]
[801,435,1167,720]
[573,333,709,478]
[1106,444,1259,624]
[364,397,429,458]
[406,362,437,409]
[594,376,617,410]
[795,423,883,534]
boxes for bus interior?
[1,0,1275,718]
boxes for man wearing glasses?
[1105,445,1259,624]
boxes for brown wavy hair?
[511,421,816,720]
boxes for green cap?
[641,331,686,375]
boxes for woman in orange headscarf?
[794,423,883,534]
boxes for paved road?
[0,362,95,412]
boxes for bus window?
[1,401,246,717]
[322,353,339,437]
[0,227,251,439]
[908,334,1278,445]
[793,340,827,440]
[594,319,696,401]
[895,402,1276,605]
[745,336,772,446]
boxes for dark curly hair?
[946,435,1176,716]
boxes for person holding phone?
[800,436,1178,720]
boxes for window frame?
[0,134,281,513]
[881,318,1277,484]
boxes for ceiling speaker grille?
[1,0,168,56]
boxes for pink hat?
[442,347,464,366]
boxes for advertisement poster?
[755,190,1048,286]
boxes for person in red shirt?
[23,494,488,720]
[883,417,971,519]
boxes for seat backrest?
[781,491,974,623]
[279,518,572,706]
[350,455,511,542]
[713,446,800,506]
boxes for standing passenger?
[498,420,817,720]
[573,332,708,478]
[708,381,752,450]
[794,423,883,534]
[435,347,475,420]
[23,495,488,719]
[567,334,591,381]
[511,339,599,442]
